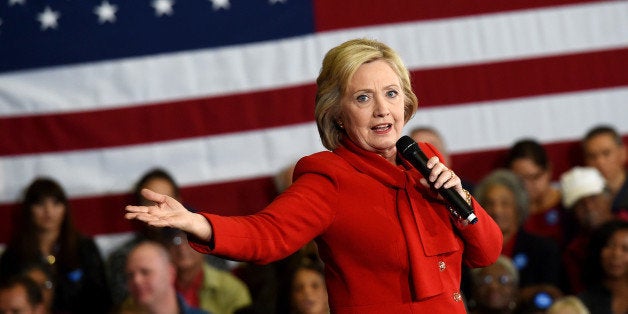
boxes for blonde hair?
[547,296,589,314]
[315,38,418,150]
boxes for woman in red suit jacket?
[125,38,503,313]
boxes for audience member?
[505,138,570,248]
[288,258,329,314]
[560,166,617,293]
[0,177,112,313]
[582,125,628,217]
[119,240,208,314]
[467,255,519,314]
[0,275,45,314]
[166,228,251,314]
[473,170,563,303]
[409,126,474,191]
[579,220,628,314]
[547,296,590,314]
[108,168,195,306]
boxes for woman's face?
[483,184,520,241]
[340,60,405,162]
[601,229,628,280]
[291,268,329,314]
[31,197,65,233]
[473,263,518,311]
[509,158,551,204]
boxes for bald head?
[128,241,172,265]
[125,241,177,310]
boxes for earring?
[337,121,344,129]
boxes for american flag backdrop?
[1,0,627,252]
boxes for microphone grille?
[396,135,417,155]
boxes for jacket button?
[438,261,446,271]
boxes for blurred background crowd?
[1,123,627,313]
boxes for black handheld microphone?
[396,135,478,224]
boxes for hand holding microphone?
[396,135,478,225]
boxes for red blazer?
[191,139,502,313]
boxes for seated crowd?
[0,124,626,314]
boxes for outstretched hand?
[124,188,212,241]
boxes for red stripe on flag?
[1,48,627,156]
[314,0,601,32]
[0,83,317,156]
[0,177,278,244]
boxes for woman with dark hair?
[505,138,570,248]
[288,258,329,314]
[579,220,628,314]
[0,177,112,313]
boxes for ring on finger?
[447,170,455,181]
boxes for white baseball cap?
[560,166,606,208]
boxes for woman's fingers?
[442,171,462,191]
[125,205,148,214]
[124,208,176,228]
[426,156,462,190]
[141,188,166,204]
[124,212,138,220]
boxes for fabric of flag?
[1,0,627,250]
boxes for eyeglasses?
[477,274,515,286]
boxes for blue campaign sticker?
[513,253,528,270]
[67,269,84,282]
[533,291,554,309]
[545,209,559,225]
